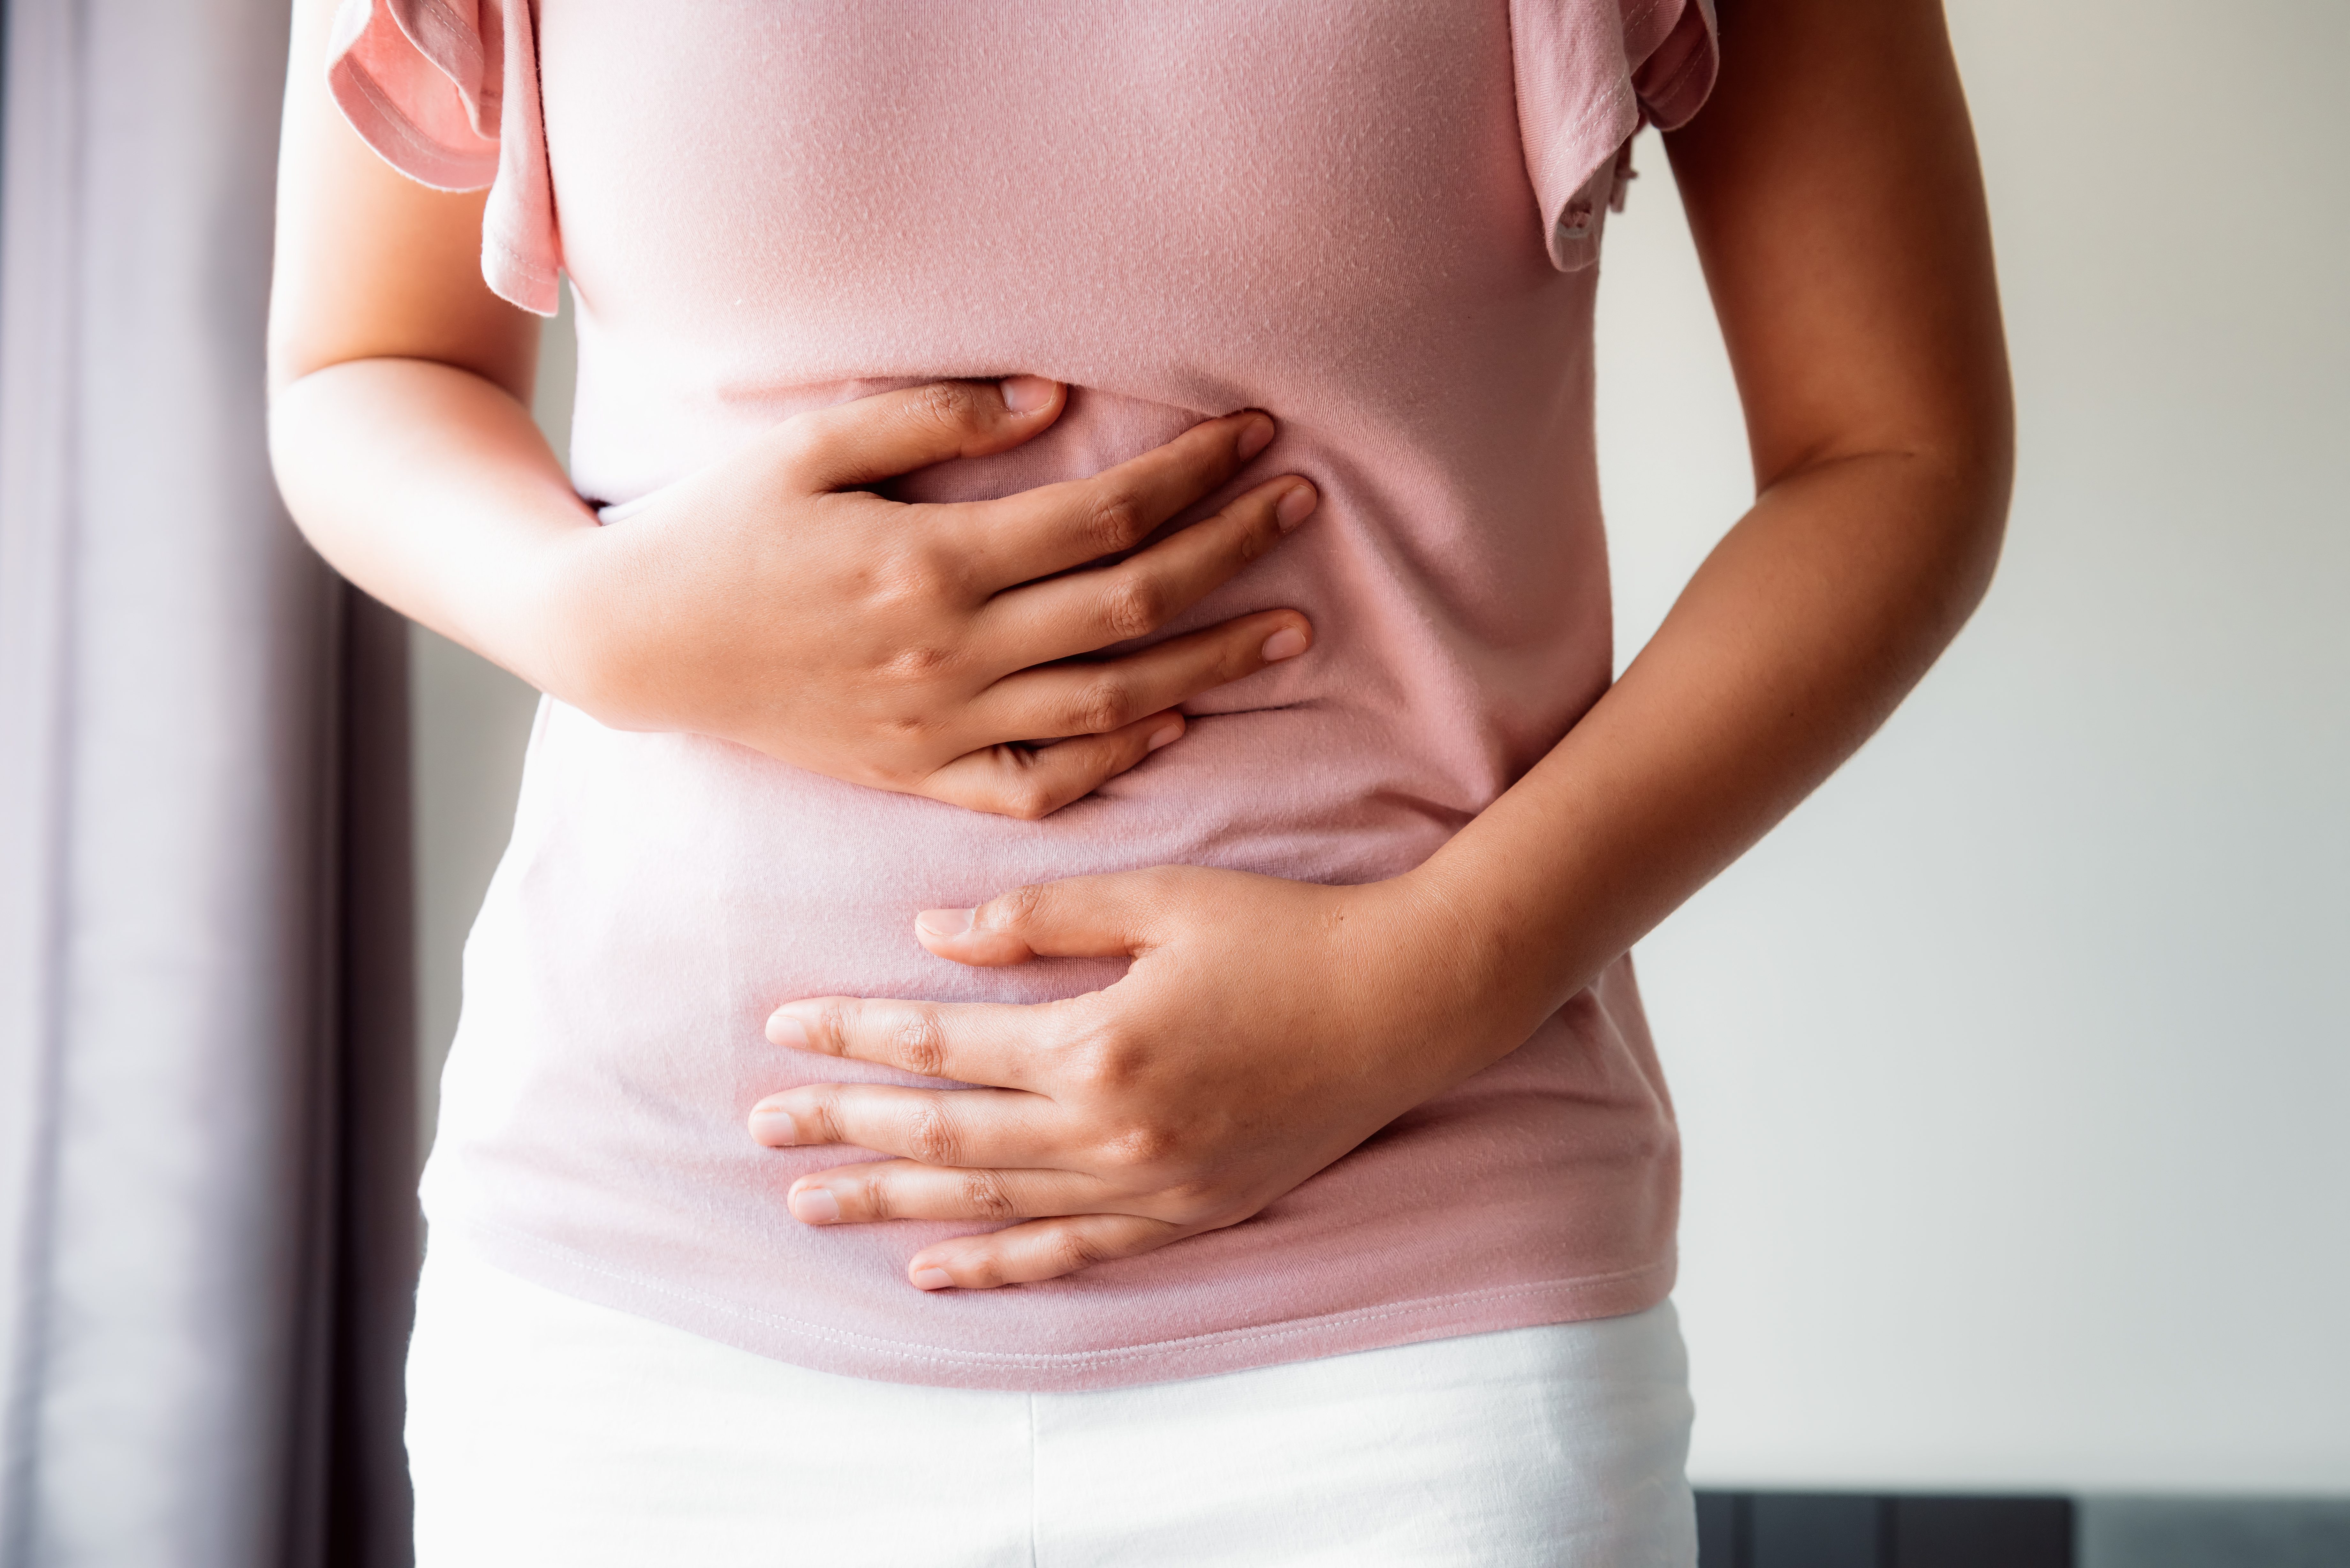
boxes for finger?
[951,409,1277,588]
[906,1214,1186,1290]
[984,476,1319,664]
[911,872,1168,968]
[779,377,1067,493]
[747,1084,1063,1167]
[972,610,1311,746]
[778,1161,1114,1227]
[911,711,1186,822]
[766,995,1063,1091]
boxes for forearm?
[1413,442,2006,1053]
[269,357,600,698]
[1401,0,2011,1067]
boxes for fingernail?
[790,1187,841,1224]
[916,908,975,940]
[1260,627,1309,662]
[999,375,1054,414]
[1146,721,1182,752]
[766,1011,812,1048]
[1234,415,1275,462]
[1275,484,1318,531]
[912,1267,956,1291]
[749,1106,800,1146]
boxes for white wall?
[410,0,2348,1495]
[1596,0,2348,1495]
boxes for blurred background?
[2,0,2341,1565]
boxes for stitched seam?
[483,228,557,287]
[1642,22,1719,117]
[334,64,495,188]
[459,1215,1669,1371]
[1619,0,1668,44]
[1537,78,1639,214]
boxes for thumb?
[913,874,1153,968]
[780,376,1065,494]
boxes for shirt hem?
[440,1215,1679,1393]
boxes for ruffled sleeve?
[325,0,563,315]
[1511,0,1720,271]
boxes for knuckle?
[1238,502,1282,561]
[815,1000,859,1054]
[1068,1029,1142,1095]
[995,778,1058,822]
[853,1174,897,1221]
[1050,1229,1111,1274]
[1068,676,1136,736]
[904,1103,961,1165]
[955,1171,1019,1221]
[1100,1119,1179,1171]
[883,712,941,747]
[1157,1176,1225,1222]
[910,380,984,435]
[990,883,1050,932]
[875,642,960,686]
[861,549,944,616]
[797,1092,844,1145]
[893,1008,950,1078]
[1083,494,1150,556]
[1097,575,1169,640]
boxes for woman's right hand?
[555,377,1318,818]
[270,15,1305,821]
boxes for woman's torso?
[383,0,1713,1389]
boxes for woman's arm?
[1414,0,2013,1030]
[267,0,1321,818]
[746,0,2013,1287]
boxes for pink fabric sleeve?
[325,0,562,315]
[1512,0,1720,270]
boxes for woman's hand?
[561,380,1319,818]
[269,23,1316,822]
[745,866,1549,1288]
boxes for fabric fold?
[1511,0,1720,269]
[326,0,562,314]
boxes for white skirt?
[407,1239,1697,1567]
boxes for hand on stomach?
[559,377,1319,818]
[746,862,1535,1293]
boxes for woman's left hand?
[747,866,1539,1289]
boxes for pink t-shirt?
[330,0,1717,1392]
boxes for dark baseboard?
[1695,1491,2350,1568]
[1695,1491,2072,1567]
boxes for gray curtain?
[0,1,416,1564]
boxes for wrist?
[1337,872,1519,1089]
[1383,856,1586,1063]
[503,517,631,720]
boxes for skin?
[271,0,2011,1292]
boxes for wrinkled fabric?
[329,0,1719,1391]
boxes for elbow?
[1924,381,2016,635]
